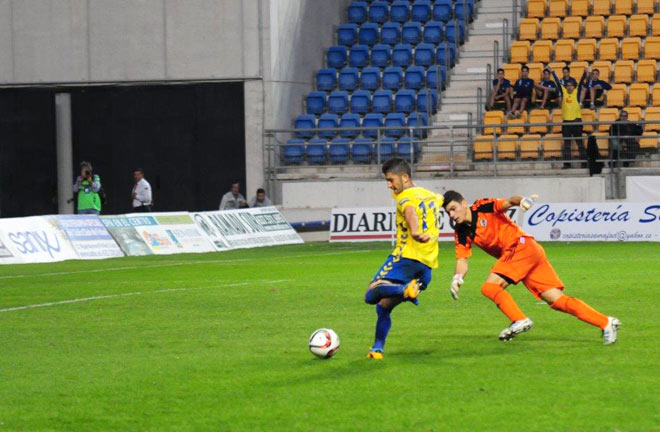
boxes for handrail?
[503,19,510,63]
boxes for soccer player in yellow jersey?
[364,158,443,359]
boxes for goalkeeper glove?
[450,274,463,301]
[520,194,539,211]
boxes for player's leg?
[368,297,403,358]
[481,273,533,340]
[541,88,549,108]
[504,93,512,113]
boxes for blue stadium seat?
[352,138,374,163]
[359,23,380,46]
[384,112,407,137]
[376,137,396,160]
[337,24,358,46]
[414,43,436,67]
[423,21,445,44]
[329,138,350,163]
[416,89,438,113]
[411,0,433,22]
[318,113,339,138]
[437,42,456,67]
[368,1,389,23]
[426,65,446,90]
[392,44,413,67]
[405,65,426,89]
[306,139,327,164]
[284,139,305,164]
[370,44,391,68]
[383,66,404,90]
[294,114,316,138]
[433,0,453,22]
[446,20,465,45]
[327,46,347,68]
[407,112,429,138]
[306,91,326,115]
[327,91,349,114]
[454,0,474,22]
[402,22,423,44]
[397,137,420,162]
[381,22,402,45]
[348,1,369,24]
[349,44,370,68]
[351,90,372,114]
[359,67,381,91]
[373,90,394,113]
[338,67,360,91]
[339,113,361,138]
[316,68,337,92]
[390,1,410,23]
[395,89,416,113]
[363,113,384,138]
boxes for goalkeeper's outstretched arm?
[500,194,539,211]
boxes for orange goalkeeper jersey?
[453,198,529,260]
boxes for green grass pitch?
[0,242,658,431]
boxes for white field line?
[0,279,292,313]
[0,250,374,281]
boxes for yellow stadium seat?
[622,37,642,59]
[591,132,611,157]
[585,16,606,38]
[527,62,545,82]
[644,107,660,131]
[607,15,627,38]
[520,18,540,40]
[510,41,531,63]
[529,109,551,133]
[563,17,583,39]
[637,60,658,82]
[645,37,660,59]
[549,0,568,17]
[599,38,620,61]
[639,132,659,152]
[625,106,642,122]
[497,135,519,160]
[542,133,564,158]
[555,39,575,62]
[606,84,627,107]
[629,83,650,106]
[571,0,590,17]
[570,61,589,78]
[520,134,541,159]
[614,0,633,15]
[548,62,568,76]
[503,63,522,82]
[577,38,598,60]
[484,111,506,134]
[629,15,650,38]
[598,107,620,131]
[506,111,528,134]
[527,0,547,18]
[653,85,660,106]
[581,108,596,132]
[551,109,563,132]
[614,60,635,83]
[653,14,660,36]
[533,40,553,63]
[592,60,613,82]
[473,135,494,160]
[593,0,612,16]
[541,17,562,39]
[637,0,657,15]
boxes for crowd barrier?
[0,207,303,265]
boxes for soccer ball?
[308,328,340,359]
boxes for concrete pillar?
[55,93,74,214]
[244,79,266,202]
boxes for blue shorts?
[371,255,432,290]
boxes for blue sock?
[364,283,406,304]
[371,304,392,352]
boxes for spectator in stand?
[559,67,577,88]
[248,188,273,208]
[551,68,586,169]
[488,68,513,114]
[219,181,248,210]
[510,65,535,118]
[73,161,102,215]
[608,110,643,167]
[579,69,612,109]
[534,69,559,109]
[131,168,152,212]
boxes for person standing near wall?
[73,161,102,215]
[131,168,153,212]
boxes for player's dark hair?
[562,67,570,72]
[497,68,504,73]
[256,188,265,194]
[521,65,529,72]
[593,68,600,74]
[442,190,465,209]
[135,168,144,174]
[381,157,411,176]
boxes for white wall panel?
[0,0,14,82]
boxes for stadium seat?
[592,0,612,16]
[338,24,359,46]
[526,62,544,82]
[527,0,547,18]
[369,1,390,24]
[555,39,575,62]
[563,17,583,39]
[306,91,326,115]
[550,108,563,132]
[405,65,426,89]
[529,109,551,134]
[581,108,596,132]
[294,114,316,138]
[455,0,475,22]
[571,0,590,17]
[397,137,420,162]
[645,37,660,60]
[373,89,394,113]
[360,67,381,91]
[327,91,349,114]
[395,89,416,113]
[570,61,589,78]
[426,65,446,89]
[585,17,605,39]
[637,60,657,83]
[614,60,635,83]
[351,90,372,113]
[376,137,396,160]
[316,68,336,92]
[338,67,360,91]
[437,42,456,67]
[653,85,660,106]
[599,38,620,61]
[644,107,660,131]
[329,138,350,163]
[548,61,567,77]
[592,60,613,82]
[629,83,650,106]
[446,20,465,44]
[614,0,633,15]
[473,135,494,160]
[384,112,406,137]
[625,106,643,122]
[541,17,562,40]
[622,37,642,60]
[284,139,305,164]
[306,139,327,164]
[359,23,380,46]
[652,14,660,36]
[503,63,522,81]
[484,111,505,134]
[424,21,445,44]
[542,134,564,158]
[414,43,436,66]
[590,132,610,157]
[318,113,340,138]
[352,137,373,163]
[402,22,423,44]
[383,66,404,90]
[349,45,370,68]
[532,40,553,63]
[548,0,568,17]
[629,15,650,38]
[520,134,541,159]
[607,15,627,38]
[391,1,411,22]
[381,22,402,45]
[433,0,453,22]
[363,112,385,137]
[506,110,528,134]
[348,1,369,24]
[597,107,618,131]
[371,44,392,67]
[520,18,540,41]
[339,113,361,138]
[510,41,531,63]
[497,135,518,160]
[417,89,438,112]
[407,112,429,138]
[577,39,598,61]
[392,44,413,67]
[637,0,657,15]
[327,46,348,68]
[605,84,627,107]
[412,0,433,22]
[639,132,659,152]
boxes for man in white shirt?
[248,188,273,208]
[132,168,152,212]
[219,182,247,210]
